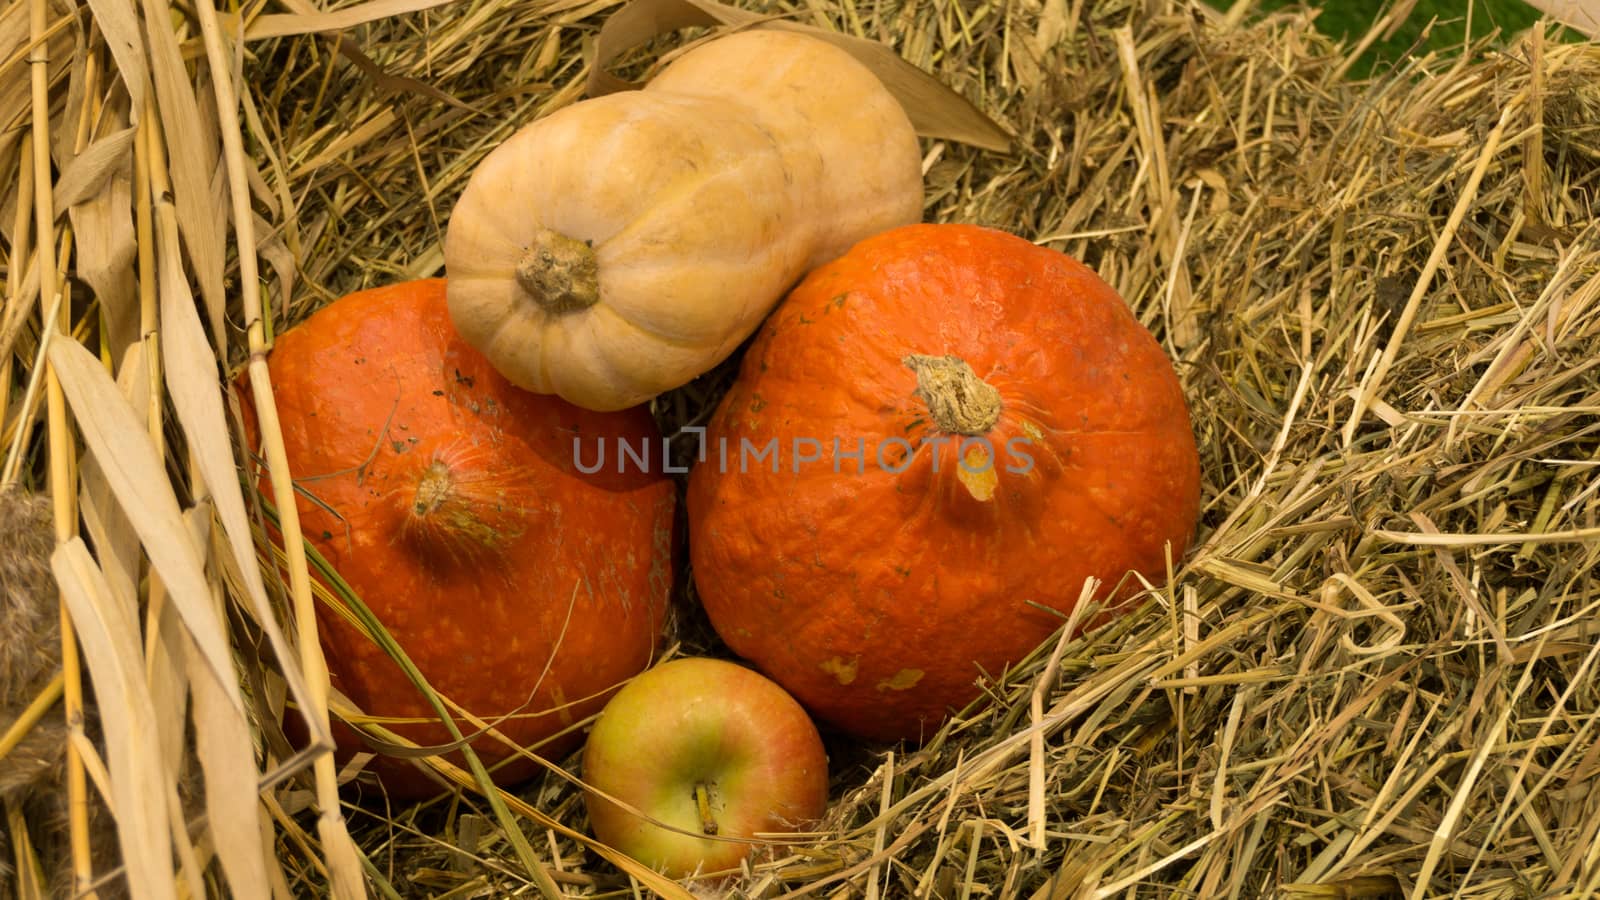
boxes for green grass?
[1218,0,1583,75]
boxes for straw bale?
[2,0,1598,896]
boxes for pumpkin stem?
[904,354,1001,435]
[399,454,524,564]
[515,228,601,314]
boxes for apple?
[580,656,830,878]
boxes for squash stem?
[904,354,1001,435]
[515,228,601,314]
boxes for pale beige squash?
[443,29,924,411]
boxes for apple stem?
[694,782,718,836]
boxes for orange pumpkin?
[242,279,676,797]
[686,224,1201,742]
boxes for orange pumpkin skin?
[686,224,1201,742]
[243,279,675,797]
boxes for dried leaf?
[253,212,298,335]
[54,126,135,211]
[1037,0,1072,48]
[0,134,19,234]
[0,5,73,245]
[76,341,149,626]
[81,0,149,113]
[181,508,276,900]
[46,337,245,714]
[147,581,192,797]
[51,538,179,900]
[0,2,28,61]
[56,32,92,167]
[0,257,42,361]
[327,33,480,113]
[587,0,1012,152]
[140,0,228,339]
[1521,0,1600,38]
[157,185,326,756]
[64,129,140,355]
[243,0,465,40]
[234,0,480,111]
[157,267,300,898]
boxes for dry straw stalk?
[1,0,1598,897]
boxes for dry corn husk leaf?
[243,0,466,41]
[53,127,136,212]
[81,0,148,113]
[74,343,147,617]
[45,338,243,713]
[588,0,1012,151]
[178,509,276,900]
[64,136,140,355]
[1523,0,1600,36]
[156,152,325,751]
[51,538,177,900]
[138,0,227,340]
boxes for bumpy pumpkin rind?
[243,279,676,796]
[686,224,1202,742]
